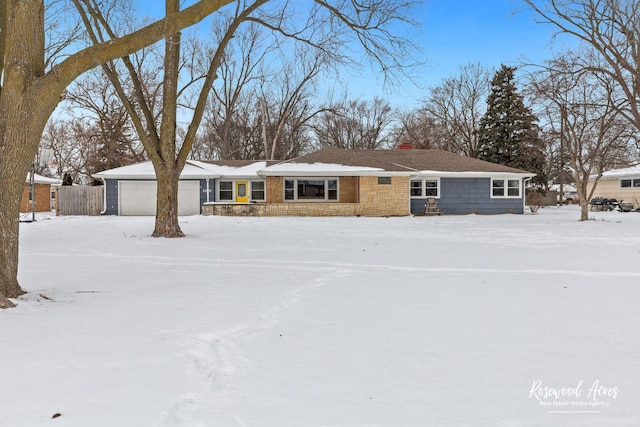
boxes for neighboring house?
[95,148,534,216]
[587,164,640,208]
[21,173,62,213]
[549,183,578,203]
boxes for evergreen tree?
[477,65,547,187]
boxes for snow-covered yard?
[2,206,640,426]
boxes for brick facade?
[204,175,410,217]
[356,176,410,216]
[20,184,52,213]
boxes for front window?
[328,179,338,200]
[410,178,439,198]
[491,178,521,198]
[298,180,325,199]
[284,179,295,200]
[507,179,520,196]
[283,178,339,201]
[426,180,438,197]
[251,181,265,200]
[410,180,422,197]
[219,181,233,201]
[620,179,640,188]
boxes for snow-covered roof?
[94,160,221,180]
[549,184,577,193]
[196,160,271,177]
[599,164,640,178]
[259,162,384,176]
[94,160,277,180]
[26,173,62,185]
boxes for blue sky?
[421,0,554,77]
[137,0,574,108]
[366,0,573,107]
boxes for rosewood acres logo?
[529,379,619,412]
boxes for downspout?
[523,177,532,214]
[99,177,107,215]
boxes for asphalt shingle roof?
[281,148,533,174]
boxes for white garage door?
[119,181,201,216]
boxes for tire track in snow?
[158,267,351,426]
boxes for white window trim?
[250,180,266,201]
[283,178,339,202]
[619,178,640,188]
[218,180,234,202]
[490,177,522,199]
[410,178,440,199]
[217,179,266,202]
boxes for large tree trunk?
[152,0,185,238]
[1,109,56,307]
[0,0,49,307]
[579,199,589,221]
[0,111,41,306]
[0,170,24,308]
[152,163,184,237]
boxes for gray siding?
[411,177,524,215]
[200,179,210,206]
[104,179,119,215]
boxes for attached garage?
[118,180,201,216]
[95,161,220,216]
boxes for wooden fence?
[57,186,104,216]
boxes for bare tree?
[528,53,635,220]
[195,94,264,160]
[41,113,144,184]
[260,46,329,160]
[525,0,640,133]
[195,19,272,160]
[0,0,248,308]
[197,24,327,161]
[388,108,445,149]
[312,96,395,149]
[40,119,92,183]
[422,62,493,157]
[56,66,146,181]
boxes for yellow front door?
[236,181,249,203]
